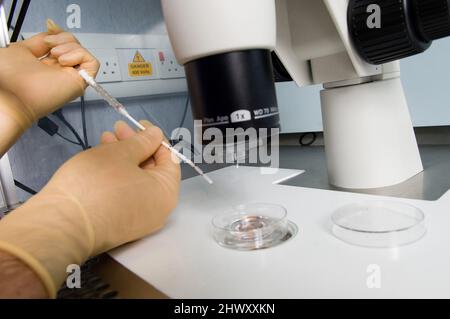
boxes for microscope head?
[274,0,450,87]
[162,0,280,145]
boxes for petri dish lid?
[331,200,426,248]
[212,203,297,251]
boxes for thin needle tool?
[78,69,213,185]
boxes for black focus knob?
[348,0,450,65]
[413,0,450,41]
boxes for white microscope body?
[275,0,423,189]
[163,0,450,190]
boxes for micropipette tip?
[161,141,213,185]
[203,174,214,185]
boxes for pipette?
[78,69,213,185]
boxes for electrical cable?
[80,95,89,148]
[10,0,30,43]
[7,0,18,30]
[14,179,37,195]
[56,132,83,147]
[8,25,25,40]
[53,110,87,150]
[38,116,85,149]
[178,95,190,133]
[171,95,200,155]
[138,104,169,137]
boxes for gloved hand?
[0,121,181,298]
[0,19,99,152]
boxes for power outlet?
[155,50,185,79]
[90,49,122,83]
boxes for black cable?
[38,116,85,149]
[7,0,18,30]
[299,132,317,147]
[10,0,31,43]
[14,179,37,195]
[56,132,82,147]
[170,95,190,145]
[53,110,87,150]
[80,95,89,148]
[8,25,25,40]
[178,95,190,131]
[171,95,201,155]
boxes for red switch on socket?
[158,51,165,62]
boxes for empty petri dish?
[212,203,297,251]
[331,200,426,248]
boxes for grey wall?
[5,0,168,34]
[3,0,192,201]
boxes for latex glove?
[0,121,181,298]
[0,19,99,133]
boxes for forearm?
[0,250,48,298]
[0,190,94,298]
[0,110,25,157]
[0,90,32,156]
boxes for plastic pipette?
[78,69,213,185]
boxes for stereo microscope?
[162,0,450,190]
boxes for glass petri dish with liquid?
[212,203,297,251]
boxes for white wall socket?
[90,49,123,83]
[155,50,185,79]
[24,33,189,101]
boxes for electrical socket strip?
[22,33,188,102]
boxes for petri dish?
[331,200,426,248]
[212,203,297,251]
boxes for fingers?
[44,32,80,48]
[42,25,99,78]
[139,121,181,178]
[100,131,118,144]
[19,33,52,58]
[114,121,137,140]
[120,125,164,164]
[19,19,64,58]
[139,120,155,128]
[58,48,100,77]
[50,42,80,58]
[104,121,155,168]
[138,120,170,164]
[104,120,179,176]
[46,18,64,35]
[20,19,99,78]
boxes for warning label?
[128,51,153,77]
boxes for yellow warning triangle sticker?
[129,51,153,77]
[133,51,146,63]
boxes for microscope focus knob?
[413,0,450,41]
[349,0,450,65]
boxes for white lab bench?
[104,146,450,299]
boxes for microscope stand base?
[320,77,423,189]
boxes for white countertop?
[110,166,450,298]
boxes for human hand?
[43,120,182,252]
[0,121,181,297]
[0,19,99,130]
